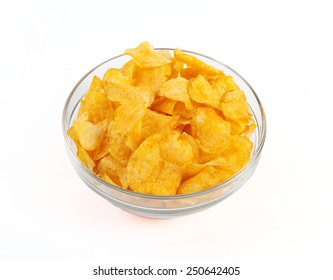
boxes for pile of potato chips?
[68,42,256,195]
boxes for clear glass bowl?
[62,49,266,219]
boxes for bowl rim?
[62,48,266,200]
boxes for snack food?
[68,42,256,195]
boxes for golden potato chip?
[220,89,253,133]
[106,82,154,107]
[109,102,146,152]
[126,133,182,195]
[97,173,118,186]
[104,69,154,107]
[210,77,227,99]
[117,166,128,189]
[157,50,173,59]
[125,120,142,151]
[202,156,230,167]
[113,102,146,136]
[222,88,246,102]
[120,59,135,84]
[89,76,105,93]
[191,107,231,156]
[211,75,239,94]
[107,121,133,166]
[182,163,205,182]
[77,144,95,171]
[78,90,114,124]
[170,60,184,78]
[221,101,251,122]
[97,155,122,186]
[158,76,193,110]
[172,102,195,119]
[180,67,200,80]
[125,41,171,68]
[177,132,201,181]
[159,131,196,165]
[222,135,253,172]
[181,156,231,184]
[141,109,179,140]
[135,64,171,94]
[189,74,222,109]
[179,132,200,162]
[243,122,257,136]
[92,138,109,161]
[67,125,79,144]
[174,48,224,78]
[177,166,233,194]
[103,68,128,84]
[150,97,177,115]
[75,119,108,151]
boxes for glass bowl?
[62,48,266,219]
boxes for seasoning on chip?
[68,41,256,195]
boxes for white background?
[1,0,333,279]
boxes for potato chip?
[68,42,256,196]
[126,133,182,195]
[150,97,177,115]
[172,102,195,119]
[189,74,222,109]
[125,41,171,68]
[182,163,205,182]
[103,68,128,84]
[211,75,239,94]
[221,100,251,122]
[67,125,79,144]
[104,69,154,107]
[78,90,114,124]
[141,109,179,140]
[92,138,109,161]
[174,48,224,78]
[191,107,231,156]
[179,132,200,162]
[158,50,173,59]
[159,131,196,165]
[75,119,108,151]
[135,64,172,94]
[177,166,233,194]
[243,122,257,136]
[210,77,227,99]
[117,166,129,189]
[89,76,105,93]
[220,89,253,133]
[120,59,135,84]
[106,83,154,107]
[158,76,193,110]
[97,155,122,186]
[77,144,95,171]
[179,67,200,80]
[181,155,232,184]
[170,60,184,78]
[113,102,146,136]
[107,121,133,166]
[222,135,253,172]
[97,173,118,186]
[222,88,246,102]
